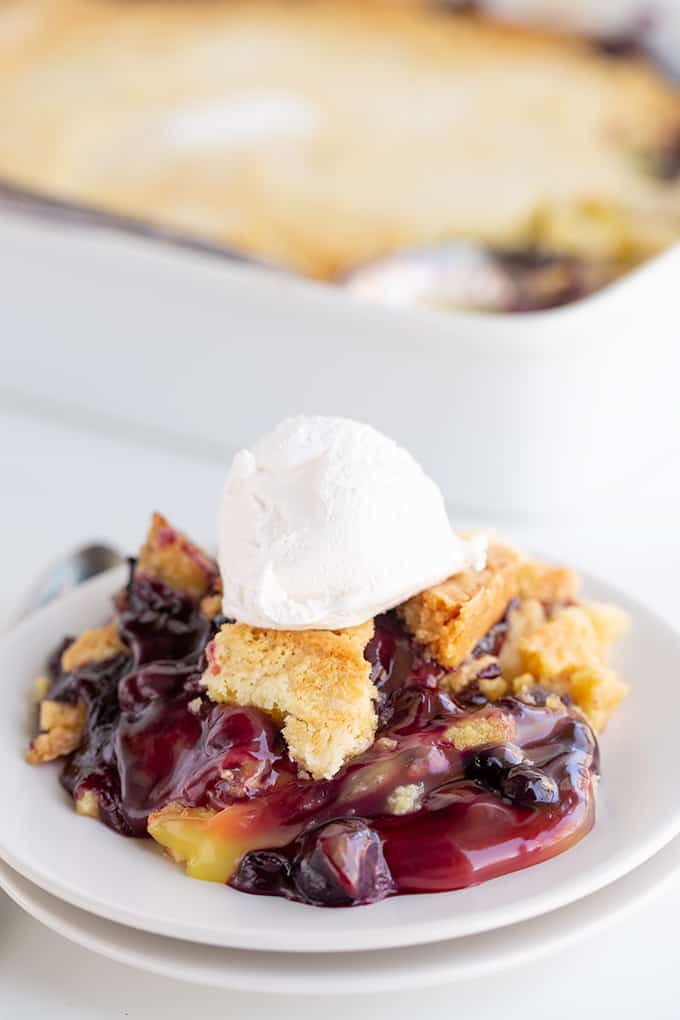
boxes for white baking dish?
[1,215,678,516]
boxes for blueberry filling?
[232,850,293,898]
[501,765,560,807]
[43,577,600,906]
[292,820,395,907]
[465,742,524,792]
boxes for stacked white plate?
[3,566,680,994]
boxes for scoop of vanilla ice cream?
[218,416,486,630]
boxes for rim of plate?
[2,833,679,995]
[2,565,680,953]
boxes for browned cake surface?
[517,560,579,603]
[399,543,521,669]
[441,594,628,731]
[400,544,628,731]
[514,603,629,730]
[138,511,216,599]
[443,706,517,751]
[61,619,126,673]
[1,0,679,277]
[203,619,377,779]
[27,699,87,764]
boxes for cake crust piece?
[517,605,628,730]
[2,1,679,279]
[61,619,126,673]
[203,620,377,780]
[138,512,217,600]
[399,543,521,670]
[444,707,517,752]
[516,561,579,603]
[26,700,87,764]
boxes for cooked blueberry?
[293,819,394,907]
[118,662,191,710]
[46,636,74,685]
[231,851,292,897]
[562,718,596,754]
[118,578,211,665]
[125,556,137,596]
[494,696,526,717]
[552,716,599,771]
[455,682,489,708]
[212,613,235,631]
[477,661,502,680]
[501,765,559,807]
[383,687,455,734]
[471,600,518,657]
[524,686,548,706]
[466,742,524,790]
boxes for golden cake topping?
[203,620,377,780]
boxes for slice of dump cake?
[27,418,628,906]
[28,524,627,904]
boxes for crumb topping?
[26,700,87,764]
[403,550,628,732]
[516,561,579,603]
[443,708,516,751]
[581,602,630,645]
[566,665,628,732]
[138,512,217,600]
[443,653,500,694]
[399,543,521,669]
[203,620,377,780]
[520,605,605,677]
[31,674,49,704]
[75,788,100,818]
[386,783,425,815]
[199,574,224,620]
[199,593,223,619]
[61,619,126,673]
[498,599,547,680]
[478,675,508,701]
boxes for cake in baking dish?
[1,0,679,285]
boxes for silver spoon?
[343,242,618,313]
[13,543,125,622]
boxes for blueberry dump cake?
[27,418,628,907]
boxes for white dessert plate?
[3,830,680,995]
[1,564,679,954]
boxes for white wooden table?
[2,216,680,1017]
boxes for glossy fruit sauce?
[43,569,598,907]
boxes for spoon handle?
[11,544,125,625]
